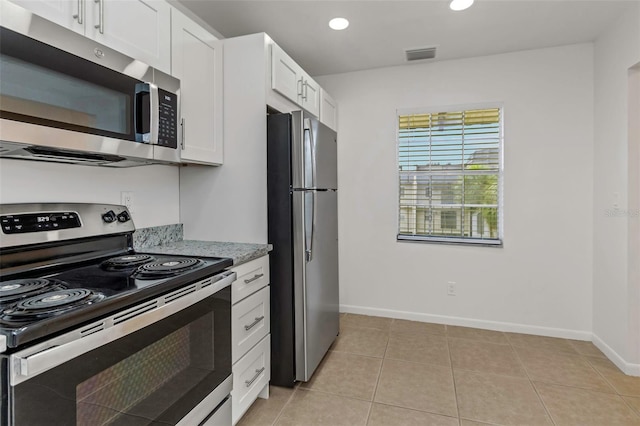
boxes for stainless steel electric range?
[0,203,235,426]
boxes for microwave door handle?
[148,83,159,145]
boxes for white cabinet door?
[232,335,270,425]
[87,0,171,73]
[9,0,83,34]
[231,286,270,363]
[320,89,337,131]
[231,256,270,304]
[271,42,320,117]
[8,0,171,73]
[271,43,304,106]
[171,9,223,165]
[301,72,320,117]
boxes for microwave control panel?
[157,88,178,149]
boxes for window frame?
[396,103,504,247]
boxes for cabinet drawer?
[232,334,270,425]
[232,286,270,363]
[231,256,270,304]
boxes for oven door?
[4,273,233,426]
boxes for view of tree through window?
[397,107,502,244]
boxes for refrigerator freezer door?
[293,190,339,382]
[292,111,338,190]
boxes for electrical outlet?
[447,281,456,296]
[121,191,134,213]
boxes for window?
[397,106,503,245]
[440,210,458,230]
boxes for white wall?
[316,44,595,338]
[593,4,640,374]
[0,159,180,228]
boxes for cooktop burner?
[134,258,204,279]
[0,278,67,304]
[101,254,156,270]
[1,288,105,325]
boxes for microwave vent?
[405,46,437,61]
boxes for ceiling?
[177,0,635,77]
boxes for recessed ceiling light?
[450,0,474,11]
[329,17,349,31]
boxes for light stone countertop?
[139,240,272,267]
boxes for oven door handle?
[11,271,236,385]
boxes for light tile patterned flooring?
[238,314,640,426]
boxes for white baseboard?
[340,304,640,376]
[592,333,640,377]
[340,304,592,340]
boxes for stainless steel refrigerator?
[267,110,339,387]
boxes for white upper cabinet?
[300,71,320,117]
[171,9,223,165]
[9,0,83,34]
[271,43,304,107]
[8,0,171,73]
[270,42,320,117]
[87,0,171,74]
[320,89,337,131]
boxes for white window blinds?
[398,107,503,244]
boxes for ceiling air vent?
[405,46,437,62]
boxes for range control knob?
[117,211,131,223]
[102,210,117,223]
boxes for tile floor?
[238,314,640,426]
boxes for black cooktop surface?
[0,252,232,350]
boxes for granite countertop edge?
[140,240,273,267]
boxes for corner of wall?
[592,2,640,368]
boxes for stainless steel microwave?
[0,1,180,167]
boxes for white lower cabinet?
[232,335,271,424]
[230,255,271,425]
[231,256,270,304]
[232,286,270,363]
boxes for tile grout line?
[620,396,640,419]
[364,319,393,425]
[444,325,462,424]
[512,341,622,394]
[297,386,376,403]
[584,356,627,397]
[269,384,300,426]
[508,336,558,426]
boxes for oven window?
[0,54,130,135]
[76,322,199,425]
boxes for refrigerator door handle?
[305,191,314,262]
[311,191,317,261]
[304,118,317,189]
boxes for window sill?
[397,235,503,248]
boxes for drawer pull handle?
[244,316,265,331]
[244,273,264,284]
[245,367,265,387]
